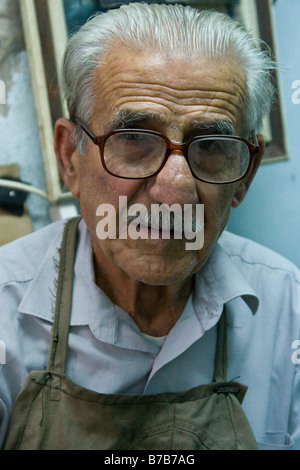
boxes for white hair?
[61,2,276,154]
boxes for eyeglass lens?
[103,132,250,182]
[104,132,166,178]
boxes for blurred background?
[0,0,299,266]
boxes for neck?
[93,252,194,337]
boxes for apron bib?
[4,217,258,450]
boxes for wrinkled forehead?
[91,45,247,135]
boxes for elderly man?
[1,3,300,450]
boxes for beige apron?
[4,217,258,450]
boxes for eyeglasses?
[75,119,260,184]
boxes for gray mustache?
[126,205,204,235]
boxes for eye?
[198,139,224,152]
[120,133,145,142]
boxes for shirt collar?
[192,240,259,332]
[18,219,117,330]
[18,219,259,336]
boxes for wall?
[0,0,51,231]
[227,0,300,268]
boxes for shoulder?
[0,219,67,286]
[219,231,300,288]
[218,232,300,353]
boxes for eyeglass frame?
[74,118,261,185]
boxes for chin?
[119,257,199,286]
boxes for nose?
[146,150,199,206]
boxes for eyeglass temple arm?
[74,118,98,143]
[249,130,260,149]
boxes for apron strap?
[213,306,228,383]
[47,217,81,373]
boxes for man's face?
[74,46,248,285]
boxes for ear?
[231,134,265,208]
[54,118,80,198]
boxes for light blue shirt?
[0,219,300,450]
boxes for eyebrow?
[109,109,162,129]
[109,108,235,136]
[190,119,235,136]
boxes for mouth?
[138,224,178,240]
[127,218,204,242]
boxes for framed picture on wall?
[19,0,288,203]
